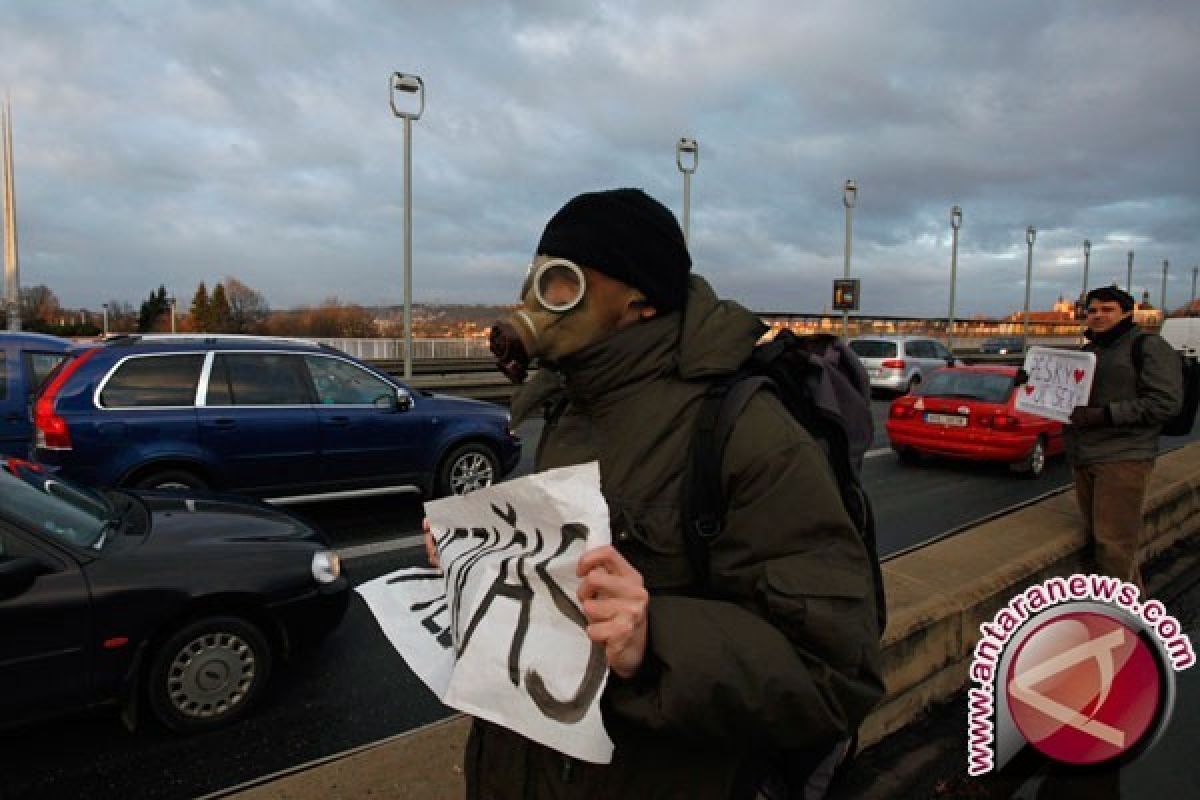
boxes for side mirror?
[0,555,51,598]
[396,388,413,412]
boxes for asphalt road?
[2,401,1195,800]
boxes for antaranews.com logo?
[967,573,1195,776]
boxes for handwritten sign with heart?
[1015,347,1097,423]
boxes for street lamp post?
[675,137,697,245]
[1161,259,1169,315]
[1081,239,1091,303]
[1023,226,1036,347]
[390,71,425,381]
[947,205,962,352]
[169,295,177,334]
[1127,250,1134,295]
[842,180,857,337]
[1080,239,1091,345]
[1192,266,1198,307]
[102,303,109,336]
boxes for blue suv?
[31,335,521,499]
[1,332,70,457]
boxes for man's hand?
[423,518,440,569]
[1069,405,1108,428]
[577,545,649,680]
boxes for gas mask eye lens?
[533,258,586,313]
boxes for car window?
[100,354,205,408]
[23,351,68,398]
[932,343,953,360]
[304,356,394,406]
[0,464,110,549]
[918,371,1014,403]
[906,341,929,358]
[208,353,311,406]
[848,340,897,358]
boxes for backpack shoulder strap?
[683,374,772,589]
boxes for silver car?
[848,335,958,393]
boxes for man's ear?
[628,293,658,320]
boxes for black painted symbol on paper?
[430,503,607,723]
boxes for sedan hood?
[137,493,327,548]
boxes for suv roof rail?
[103,333,323,348]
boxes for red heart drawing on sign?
[1074,369,1085,383]
[1024,385,1036,395]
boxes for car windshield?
[0,460,114,549]
[848,340,897,358]
[917,371,1014,404]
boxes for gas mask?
[490,257,649,383]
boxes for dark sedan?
[0,458,349,734]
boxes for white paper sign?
[356,462,614,764]
[1014,346,1097,423]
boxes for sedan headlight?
[311,550,342,584]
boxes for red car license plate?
[925,412,967,427]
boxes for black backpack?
[1132,333,1199,437]
[681,329,886,632]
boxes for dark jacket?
[1064,320,1184,465]
[467,276,884,800]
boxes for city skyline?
[1,2,1198,318]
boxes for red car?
[885,366,1064,477]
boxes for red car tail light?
[978,412,1021,430]
[33,348,98,451]
[881,359,906,370]
[890,399,917,419]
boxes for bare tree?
[224,276,270,333]
[20,285,60,324]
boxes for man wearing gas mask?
[454,188,883,799]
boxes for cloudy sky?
[2,0,1198,317]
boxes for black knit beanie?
[535,188,692,313]
[1085,285,1135,312]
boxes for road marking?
[865,447,893,459]
[338,534,425,561]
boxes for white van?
[1161,318,1200,358]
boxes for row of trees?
[3,278,389,338]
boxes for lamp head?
[843,179,857,208]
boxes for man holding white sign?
[433,188,884,800]
[1062,285,1183,590]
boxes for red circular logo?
[1005,611,1163,765]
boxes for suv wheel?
[147,615,273,733]
[437,443,499,497]
[135,468,208,491]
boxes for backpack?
[1132,333,1199,437]
[680,329,885,799]
[681,328,887,632]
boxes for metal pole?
[2,98,19,331]
[102,303,108,335]
[170,296,176,333]
[1192,266,1198,306]
[947,206,962,352]
[1081,239,1091,303]
[1161,259,1168,315]
[1127,250,1134,294]
[676,138,697,245]
[1080,239,1091,346]
[403,115,413,380]
[842,180,856,337]
[1023,226,1036,347]
[390,72,424,381]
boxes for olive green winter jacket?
[464,276,884,800]
[1064,321,1184,465]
